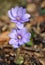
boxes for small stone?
[26,3,37,13]
[2,25,8,32]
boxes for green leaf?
[39,8,45,15]
[25,40,33,47]
[31,31,35,38]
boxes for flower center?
[17,35,22,40]
[16,16,20,21]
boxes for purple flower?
[8,6,30,29]
[9,28,31,48]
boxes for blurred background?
[0,0,45,65]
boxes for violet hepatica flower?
[9,28,31,48]
[8,6,30,29]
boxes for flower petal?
[21,27,28,36]
[19,40,24,45]
[23,37,30,43]
[23,33,31,43]
[23,9,26,14]
[8,10,15,20]
[18,7,23,17]
[9,39,18,45]
[11,6,19,17]
[17,27,27,37]
[12,45,19,48]
[9,30,17,39]
[21,19,29,23]
[12,29,17,34]
[9,33,15,39]
[24,33,31,39]
[16,22,24,29]
[11,19,18,23]
[22,14,30,21]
